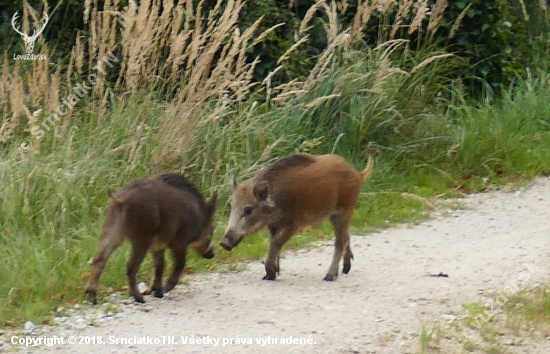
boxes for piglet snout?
[219,238,234,251]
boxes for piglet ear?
[253,180,269,201]
[231,177,238,192]
[205,192,218,218]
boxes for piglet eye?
[243,206,253,216]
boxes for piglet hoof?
[153,290,164,299]
[262,274,276,281]
[134,296,146,303]
[323,274,337,281]
[84,289,98,305]
[342,263,351,274]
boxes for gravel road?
[3,178,550,354]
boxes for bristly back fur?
[109,174,205,206]
[261,154,315,178]
[154,173,205,204]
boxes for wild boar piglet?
[221,153,375,281]
[85,173,217,304]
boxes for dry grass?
[390,0,414,40]
[0,0,452,162]
[449,3,472,39]
[428,0,448,35]
[0,56,54,147]
[351,0,378,43]
[409,0,430,35]
[273,0,443,100]
[410,54,454,75]
[539,0,548,14]
[1,0,271,158]
[273,0,448,103]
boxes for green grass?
[504,286,550,335]
[419,323,442,353]
[422,287,550,353]
[419,286,550,352]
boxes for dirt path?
[6,178,550,354]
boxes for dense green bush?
[434,0,549,92]
[2,1,548,94]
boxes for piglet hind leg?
[324,211,352,281]
[164,245,187,293]
[343,243,354,274]
[126,238,152,303]
[151,249,166,298]
[85,228,124,304]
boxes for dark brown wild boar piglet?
[85,173,217,304]
[220,153,375,281]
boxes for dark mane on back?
[154,173,205,203]
[261,154,315,178]
[115,178,148,194]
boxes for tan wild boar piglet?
[85,173,217,304]
[220,153,375,281]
